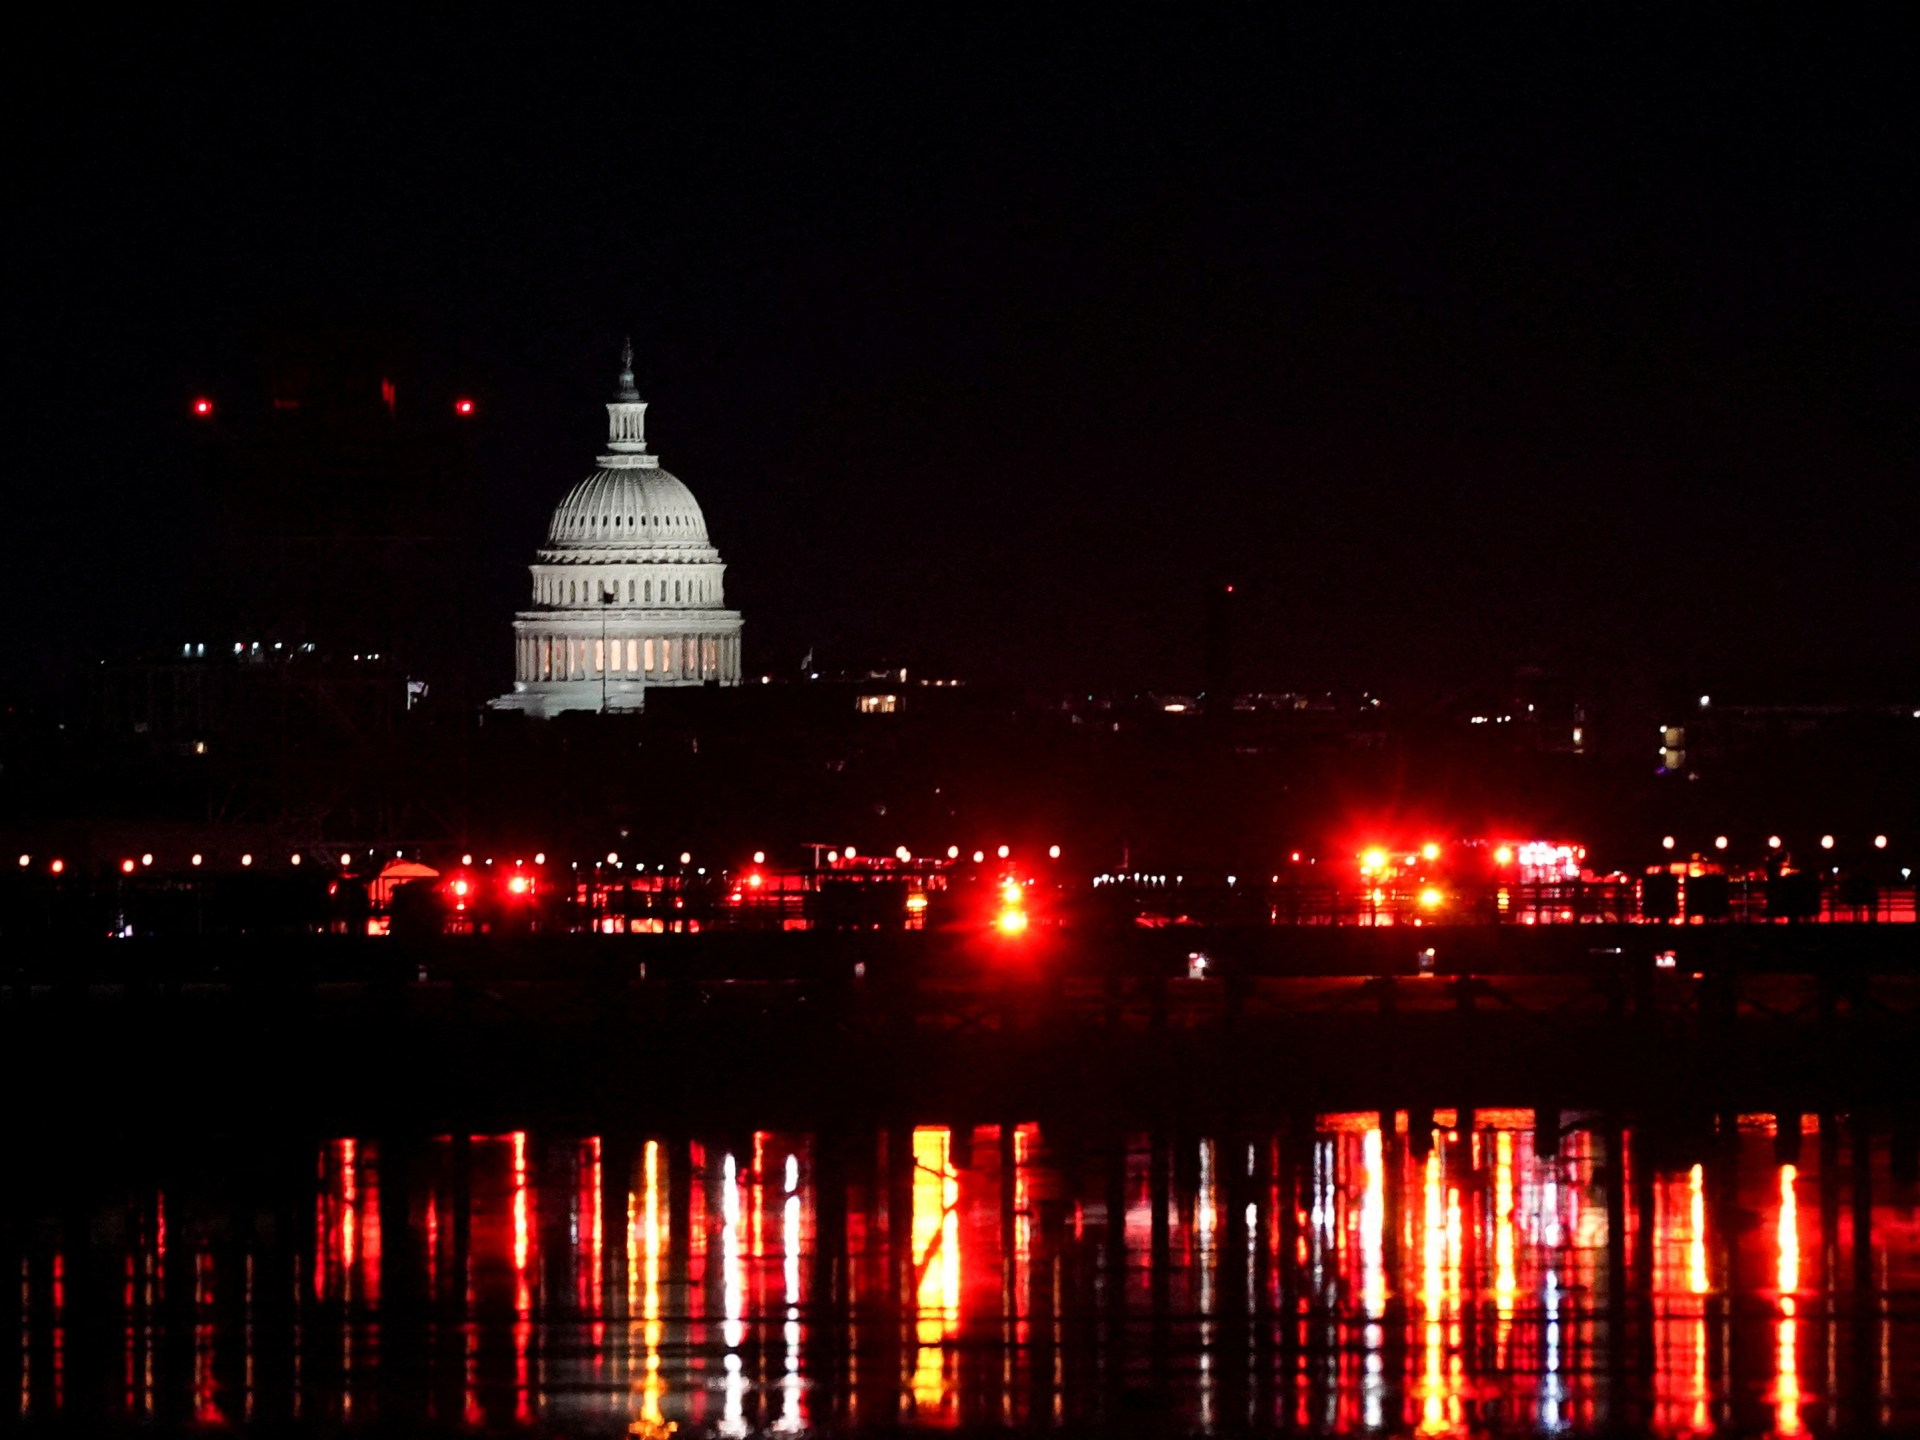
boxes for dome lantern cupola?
[603,336,653,462]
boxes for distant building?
[1659,677,1920,782]
[185,324,478,687]
[493,343,744,716]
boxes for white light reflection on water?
[1197,1137,1215,1433]
[777,1151,804,1433]
[719,1151,746,1437]
[1542,1267,1565,1432]
[1361,1125,1387,1432]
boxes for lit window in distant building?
[857,694,900,715]
[645,638,656,672]
[609,640,621,674]
[627,639,638,672]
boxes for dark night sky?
[10,10,1916,711]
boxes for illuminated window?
[856,694,899,714]
[644,637,655,672]
[662,639,673,673]
[626,638,638,672]
[609,638,620,674]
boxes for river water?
[14,1111,1920,1434]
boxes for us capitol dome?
[492,342,743,716]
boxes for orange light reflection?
[911,1127,960,1417]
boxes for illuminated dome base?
[491,342,743,717]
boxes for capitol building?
[492,344,743,716]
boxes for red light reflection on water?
[20,1113,1920,1432]
[1776,1163,1803,1436]
[512,1130,531,1422]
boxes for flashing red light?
[995,906,1029,935]
[192,397,214,417]
[451,878,471,897]
[747,872,764,889]
[50,858,65,875]
[120,858,136,874]
[507,874,530,896]
[455,397,475,416]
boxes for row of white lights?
[16,850,552,874]
[19,842,1068,875]
[1661,834,1891,852]
[599,844,1064,867]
